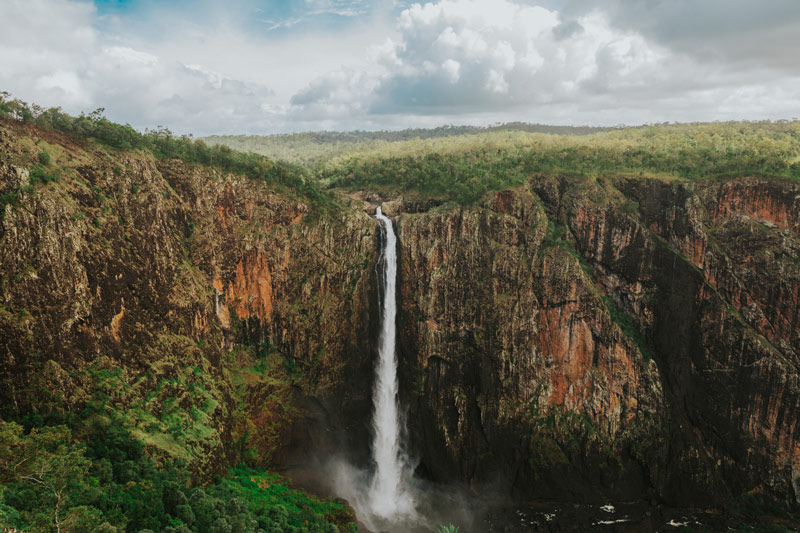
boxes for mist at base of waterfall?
[318,456,484,533]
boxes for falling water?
[369,206,414,519]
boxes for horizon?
[4,90,799,140]
[201,118,800,138]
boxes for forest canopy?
[314,121,800,203]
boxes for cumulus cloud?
[289,0,800,125]
[290,0,690,117]
[562,0,800,71]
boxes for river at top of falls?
[368,206,414,519]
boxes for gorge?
[1,111,800,531]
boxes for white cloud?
[441,58,461,83]
[0,0,285,133]
[103,46,159,66]
[262,17,305,31]
[288,0,800,126]
[291,0,683,117]
[0,0,799,134]
[563,0,800,71]
[0,0,95,109]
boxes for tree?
[0,421,91,533]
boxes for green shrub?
[602,295,652,360]
[0,190,19,219]
[29,165,58,185]
[37,150,51,166]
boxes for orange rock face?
[711,179,800,231]
[110,299,125,342]
[213,250,276,329]
[229,251,274,321]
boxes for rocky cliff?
[0,121,378,477]
[392,189,666,502]
[2,119,800,515]
[390,173,800,508]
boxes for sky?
[1,0,799,135]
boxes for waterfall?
[369,206,413,518]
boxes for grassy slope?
[205,121,800,203]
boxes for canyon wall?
[0,122,378,476]
[2,120,799,508]
[393,190,666,502]
[392,174,800,506]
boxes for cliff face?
[0,122,378,475]
[393,174,800,506]
[2,120,800,510]
[393,190,666,501]
[606,177,800,504]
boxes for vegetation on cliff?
[0,93,327,206]
[0,98,365,532]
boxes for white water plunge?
[369,206,414,519]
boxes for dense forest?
[0,413,353,532]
